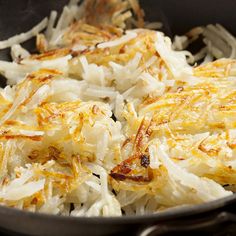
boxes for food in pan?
[0,0,235,216]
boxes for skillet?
[0,0,236,235]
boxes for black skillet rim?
[0,194,235,224]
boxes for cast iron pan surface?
[0,0,236,235]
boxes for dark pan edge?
[0,194,234,224]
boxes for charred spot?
[110,153,153,183]
[110,170,151,182]
[110,172,126,181]
[140,154,150,168]
[127,175,150,182]
[120,163,132,174]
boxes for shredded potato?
[0,0,235,217]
